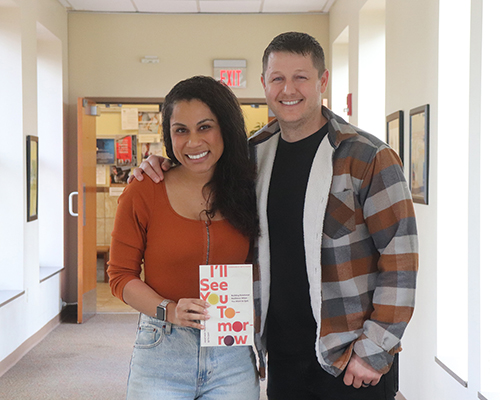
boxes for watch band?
[156,299,172,321]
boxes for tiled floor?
[96,255,143,313]
[97,256,137,313]
[96,282,137,313]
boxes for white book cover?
[199,264,254,347]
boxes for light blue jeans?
[126,314,259,399]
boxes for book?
[96,138,115,165]
[199,264,254,347]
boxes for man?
[133,32,418,400]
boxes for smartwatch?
[156,299,172,322]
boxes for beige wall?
[65,14,330,304]
[68,13,330,100]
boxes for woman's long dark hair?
[162,76,259,239]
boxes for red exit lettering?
[220,70,242,87]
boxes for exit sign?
[213,59,247,88]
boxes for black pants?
[267,354,399,400]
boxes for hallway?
[0,311,269,399]
[0,314,137,399]
[4,0,500,399]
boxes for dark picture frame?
[386,110,404,161]
[27,135,39,221]
[409,105,430,205]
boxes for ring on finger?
[362,382,370,388]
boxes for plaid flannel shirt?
[249,107,418,378]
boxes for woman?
[107,76,260,399]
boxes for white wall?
[329,0,367,126]
[436,0,471,384]
[37,22,65,270]
[331,34,349,119]
[478,1,500,398]
[385,1,442,399]
[358,1,385,139]
[330,1,497,399]
[0,0,24,293]
[0,0,68,368]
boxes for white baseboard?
[0,312,62,378]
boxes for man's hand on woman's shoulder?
[128,155,171,184]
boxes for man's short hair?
[262,32,326,77]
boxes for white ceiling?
[57,0,336,14]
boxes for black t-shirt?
[266,123,328,360]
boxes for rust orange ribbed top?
[108,176,250,303]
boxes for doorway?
[94,102,162,313]
[77,97,269,319]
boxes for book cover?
[116,135,137,167]
[96,138,115,165]
[199,264,254,347]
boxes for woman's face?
[170,99,224,177]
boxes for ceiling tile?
[67,0,136,12]
[61,0,335,14]
[199,1,261,13]
[262,0,326,13]
[134,0,198,13]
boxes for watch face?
[157,306,166,321]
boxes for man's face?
[261,51,328,131]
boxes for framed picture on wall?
[27,135,39,221]
[386,110,404,161]
[409,105,430,205]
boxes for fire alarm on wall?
[344,93,353,116]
